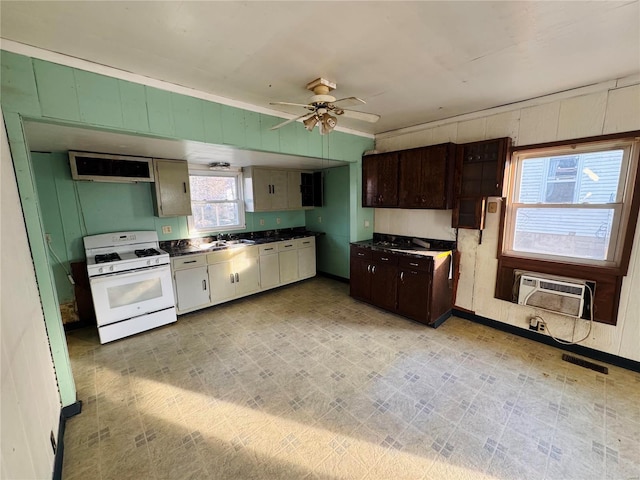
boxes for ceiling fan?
[270,78,380,134]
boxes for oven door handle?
[89,264,170,282]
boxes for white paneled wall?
[1,118,61,478]
[375,80,640,361]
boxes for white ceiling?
[2,1,639,136]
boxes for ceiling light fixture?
[319,113,337,135]
[209,162,231,170]
[303,115,319,132]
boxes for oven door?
[89,264,175,326]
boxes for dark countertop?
[351,233,456,259]
[161,230,323,258]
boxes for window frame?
[503,139,636,269]
[187,167,246,235]
[494,131,640,325]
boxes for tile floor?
[62,277,640,480]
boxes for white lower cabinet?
[278,241,299,284]
[259,244,280,290]
[298,237,316,279]
[207,247,260,305]
[172,237,316,314]
[172,255,210,314]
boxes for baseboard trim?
[430,309,452,329]
[52,401,82,480]
[452,308,640,373]
[317,271,349,283]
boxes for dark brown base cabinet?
[350,245,452,327]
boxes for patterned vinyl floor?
[62,277,640,480]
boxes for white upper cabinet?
[243,167,312,212]
[153,159,192,217]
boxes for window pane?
[513,207,614,260]
[191,202,240,229]
[518,150,624,204]
[189,175,237,202]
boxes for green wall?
[1,49,373,407]
[32,152,306,303]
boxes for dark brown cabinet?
[398,143,456,209]
[452,137,511,229]
[350,247,397,310]
[350,245,452,327]
[362,152,399,207]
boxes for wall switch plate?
[259,218,265,226]
[162,225,172,234]
[364,220,370,228]
[318,216,322,223]
[276,217,281,225]
[488,202,497,213]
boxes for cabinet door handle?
[183,260,197,264]
[381,257,389,261]
[367,264,371,273]
[264,247,274,251]
[357,252,365,257]
[273,185,276,194]
[409,262,419,267]
[284,244,293,248]
[400,271,404,282]
[372,265,376,274]
[183,182,187,193]
[410,271,418,275]
[235,273,239,283]
[230,273,235,283]
[202,279,207,290]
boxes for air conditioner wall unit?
[516,271,587,318]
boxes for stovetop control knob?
[147,259,151,266]
[98,267,103,274]
[109,266,114,272]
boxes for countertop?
[162,231,321,258]
[351,239,454,260]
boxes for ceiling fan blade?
[270,112,314,131]
[332,97,366,107]
[270,101,313,109]
[338,109,381,123]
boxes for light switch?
[364,220,370,228]
[259,218,265,226]
[162,225,172,234]
[276,217,281,225]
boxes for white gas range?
[84,231,176,344]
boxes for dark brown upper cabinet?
[452,137,512,229]
[398,143,456,209]
[455,137,512,198]
[362,152,399,207]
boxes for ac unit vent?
[538,281,584,296]
[516,271,587,318]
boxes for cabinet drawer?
[398,256,432,272]
[278,241,297,252]
[259,244,278,255]
[350,245,371,260]
[207,249,232,264]
[172,254,207,270]
[372,251,398,265]
[297,237,315,248]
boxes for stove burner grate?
[95,253,121,264]
[135,248,161,257]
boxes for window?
[187,170,245,234]
[503,137,639,268]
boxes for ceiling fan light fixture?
[303,115,318,131]
[319,113,337,135]
[209,161,231,170]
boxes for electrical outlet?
[276,217,281,225]
[259,218,265,226]
[537,323,546,333]
[318,216,322,223]
[162,225,172,234]
[45,233,52,244]
[488,202,498,213]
